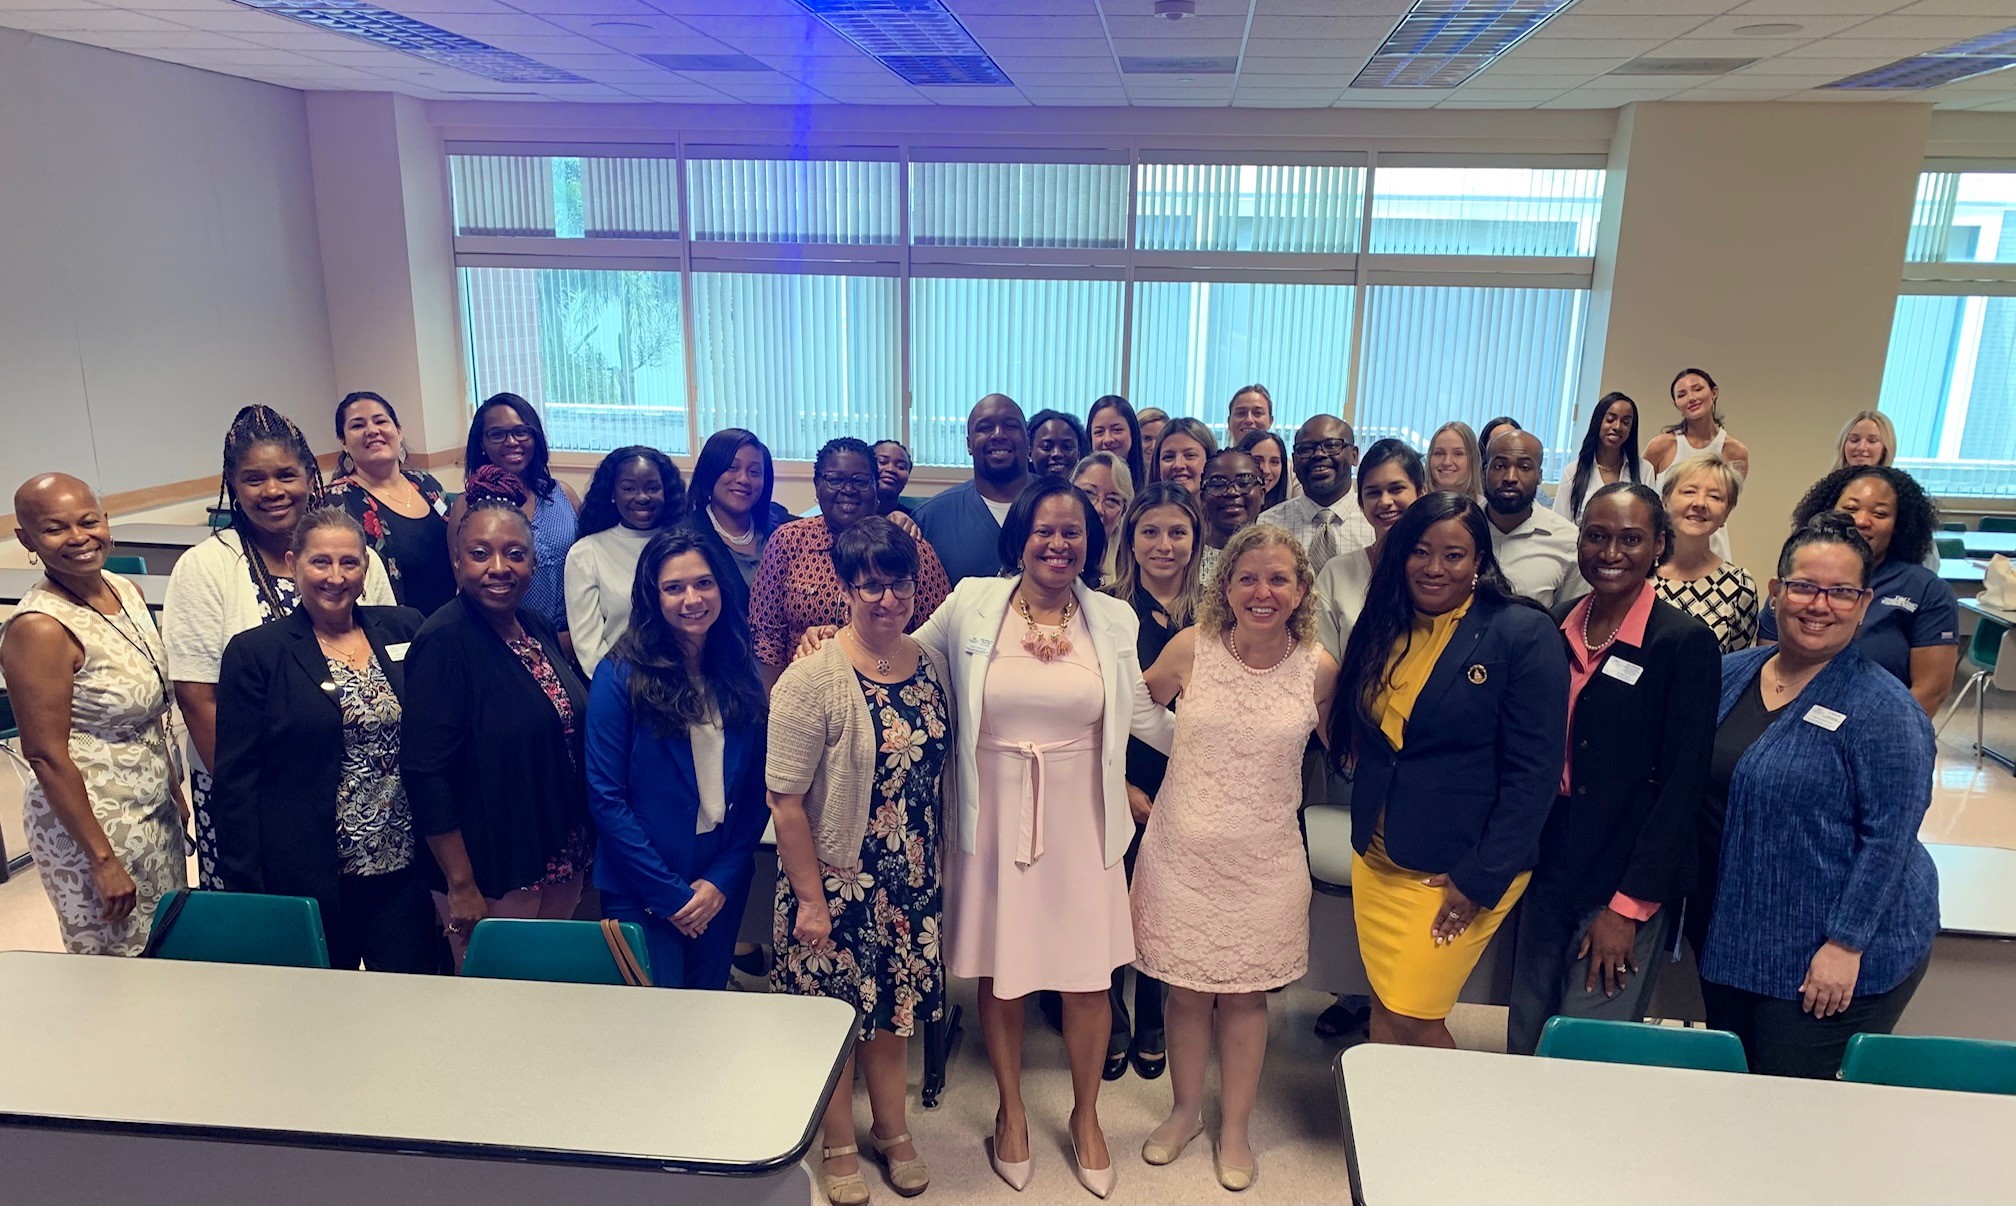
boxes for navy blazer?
[210,605,427,923]
[1346,594,1570,908]
[1701,645,1939,1000]
[583,657,769,919]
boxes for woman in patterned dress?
[767,518,952,1205]
[1656,455,1759,653]
[3,473,187,956]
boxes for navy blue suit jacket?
[1345,594,1570,908]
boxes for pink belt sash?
[978,731,1098,867]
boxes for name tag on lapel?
[1599,657,1644,686]
[1803,705,1846,732]
[964,636,994,655]
[385,642,411,662]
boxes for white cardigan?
[564,525,652,679]
[162,529,395,687]
[911,575,1173,868]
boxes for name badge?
[1599,657,1644,686]
[1803,705,1846,732]
[385,642,410,662]
[964,636,994,655]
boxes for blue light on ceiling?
[794,0,1010,86]
[1826,21,2016,90]
[231,0,588,84]
[1350,0,1578,90]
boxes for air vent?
[1120,56,1239,75]
[230,0,586,84]
[1608,57,1757,77]
[639,53,773,73]
[1826,20,2016,90]
[1349,0,1576,90]
[793,0,1011,86]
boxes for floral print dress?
[774,660,950,1042]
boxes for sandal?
[869,1129,929,1197]
[820,1144,870,1205]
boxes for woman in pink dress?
[1135,523,1339,1192]
[908,477,1174,1200]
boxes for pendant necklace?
[1016,594,1077,662]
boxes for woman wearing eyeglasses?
[445,396,583,652]
[1694,513,1938,1079]
[749,438,951,689]
[1196,450,1267,584]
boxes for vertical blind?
[909,161,1128,249]
[1130,281,1353,434]
[1369,167,1604,257]
[451,156,557,237]
[1136,162,1365,253]
[687,156,901,244]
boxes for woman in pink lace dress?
[1134,524,1339,1192]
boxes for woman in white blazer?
[909,476,1172,1199]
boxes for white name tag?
[1803,705,1846,732]
[385,642,410,662]
[964,636,994,655]
[1599,657,1644,686]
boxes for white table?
[1337,1044,2016,1206]
[1956,597,2015,772]
[1960,531,2016,558]
[0,951,856,1204]
[1939,557,1985,584]
[111,522,215,573]
[1897,843,2016,1043]
[0,567,169,611]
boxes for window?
[451,154,678,240]
[687,154,900,245]
[1131,282,1353,436]
[1879,169,2016,497]
[909,159,1128,249]
[1369,166,1604,257]
[1136,162,1364,254]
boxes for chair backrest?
[147,889,331,968]
[1841,1033,2016,1096]
[1536,1017,1748,1073]
[1301,803,1354,897]
[1981,516,2016,534]
[1994,630,2016,692]
[1940,521,1967,532]
[0,690,16,739]
[460,918,654,986]
[1968,619,2007,673]
[102,555,149,576]
[1935,536,1966,560]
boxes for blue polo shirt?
[1759,557,1958,688]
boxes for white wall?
[0,30,336,502]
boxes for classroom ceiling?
[3,0,2015,110]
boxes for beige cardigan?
[765,637,957,870]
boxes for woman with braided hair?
[164,404,396,888]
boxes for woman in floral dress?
[767,517,953,1205]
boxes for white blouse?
[564,525,653,680]
[162,529,395,686]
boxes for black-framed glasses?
[482,428,536,446]
[1781,579,1871,609]
[851,578,917,602]
[1293,438,1353,458]
[1201,474,1263,495]
[819,474,875,492]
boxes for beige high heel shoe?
[989,1113,1032,1192]
[820,1144,871,1205]
[869,1128,929,1197]
[1071,1133,1117,1199]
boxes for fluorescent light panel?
[793,0,1010,87]
[1350,0,1576,90]
[1826,21,2016,90]
[231,0,586,84]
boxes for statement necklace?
[710,505,756,548]
[1016,594,1077,663]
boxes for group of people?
[0,369,1955,1202]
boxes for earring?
[27,551,39,566]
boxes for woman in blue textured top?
[1697,512,1938,1080]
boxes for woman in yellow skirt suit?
[1330,492,1570,1046]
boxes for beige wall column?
[306,91,466,466]
[1584,100,1932,577]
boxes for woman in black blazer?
[210,508,433,971]
[1331,491,1570,1047]
[402,489,593,967]
[1506,484,1720,1054]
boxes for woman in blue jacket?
[1696,512,1939,1078]
[585,527,769,989]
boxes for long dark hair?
[609,527,766,738]
[465,393,556,501]
[1329,492,1531,762]
[1666,367,1723,434]
[216,404,325,614]
[577,445,685,538]
[1087,394,1146,488]
[332,391,399,479]
[1789,464,1936,568]
[1564,392,1641,521]
[687,427,779,533]
[1238,428,1291,510]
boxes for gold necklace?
[1016,593,1077,662]
[843,625,898,675]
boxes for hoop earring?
[27,551,39,566]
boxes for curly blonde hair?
[1194,523,1317,643]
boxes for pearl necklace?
[710,505,756,548]
[1580,599,1621,657]
[1228,628,1295,674]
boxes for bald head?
[13,473,112,576]
[1484,430,1544,520]
[967,393,1030,485]
[13,473,99,524]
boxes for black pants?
[1701,955,1929,1079]
[327,864,438,974]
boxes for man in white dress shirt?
[1258,415,1374,575]
[1484,429,1588,609]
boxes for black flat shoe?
[1313,999,1371,1040]
[1103,1050,1129,1081]
[1130,1031,1167,1080]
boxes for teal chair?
[1982,516,2016,534]
[1841,1034,2016,1096]
[103,555,147,575]
[1940,521,1967,532]
[147,888,331,968]
[460,918,653,986]
[1536,1017,1749,1073]
[1937,618,2010,755]
[1935,535,1966,560]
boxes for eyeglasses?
[482,428,536,446]
[1781,579,1872,609]
[851,578,917,602]
[1293,438,1353,458]
[819,474,875,492]
[1201,474,1263,495]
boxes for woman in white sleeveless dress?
[1646,368,1750,561]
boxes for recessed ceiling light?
[1732,23,1803,37]
[591,20,652,33]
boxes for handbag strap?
[599,918,652,987]
[141,888,190,958]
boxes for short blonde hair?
[1194,523,1317,643]
[1832,409,1896,470]
[1071,450,1134,501]
[1660,454,1745,510]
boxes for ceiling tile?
[907,86,1031,104]
[1242,71,1356,85]
[1729,0,1903,12]
[1242,56,1365,74]
[384,0,523,12]
[1650,37,1813,55]
[957,14,1108,38]
[1684,13,1878,39]
[158,10,324,33]
[674,13,824,38]
[0,0,115,11]
[1901,1,2016,14]
[1246,15,1398,40]
[1446,87,1571,102]
[234,28,375,48]
[1481,55,1627,77]
[540,12,702,37]
[1003,69,1121,85]
[1102,14,1250,39]
[1256,0,1411,13]
[1669,87,1805,99]
[1841,15,2013,39]
[416,11,570,37]
[1240,37,1381,58]
[62,27,249,47]
[505,0,665,12]
[0,8,183,30]
[1540,14,1719,39]
[470,32,608,51]
[1108,36,1243,56]
[1516,37,1674,57]
[696,32,859,56]
[1567,0,1742,13]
